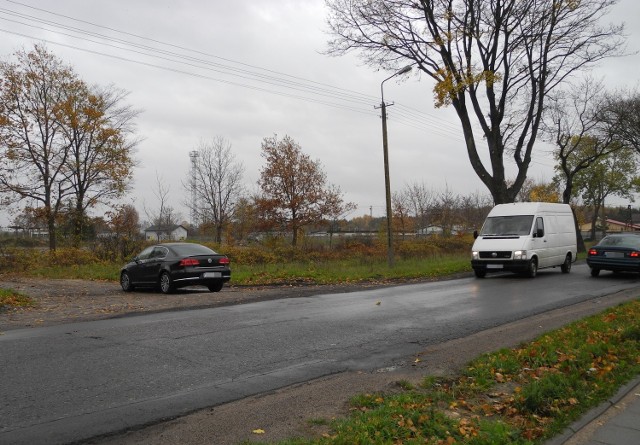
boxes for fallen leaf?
[252,429,265,434]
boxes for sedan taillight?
[219,257,230,265]
[588,249,598,256]
[179,258,200,267]
[630,251,640,258]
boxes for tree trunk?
[590,204,600,241]
[72,201,84,248]
[47,214,57,251]
[570,207,586,253]
[215,224,223,244]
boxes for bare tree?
[545,78,618,205]
[184,137,245,243]
[432,185,460,236]
[326,0,626,204]
[144,172,182,237]
[600,90,640,153]
[404,181,435,232]
[458,191,492,233]
[391,190,412,238]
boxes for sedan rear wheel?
[590,268,601,277]
[207,281,224,292]
[159,271,174,294]
[120,271,134,292]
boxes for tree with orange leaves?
[256,134,355,246]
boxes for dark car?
[120,243,231,293]
[586,233,640,277]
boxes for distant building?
[144,224,188,241]
[580,218,640,240]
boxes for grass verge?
[12,254,472,286]
[257,299,640,445]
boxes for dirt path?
[2,276,638,445]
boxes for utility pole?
[376,65,412,267]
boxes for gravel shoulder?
[0,277,388,331]
[1,275,638,445]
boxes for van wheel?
[561,254,572,273]
[474,269,486,278]
[526,259,538,278]
[590,268,600,277]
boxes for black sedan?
[120,243,231,293]
[587,233,640,277]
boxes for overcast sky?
[1,0,639,228]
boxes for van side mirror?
[473,230,478,239]
[535,227,544,238]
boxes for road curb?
[545,376,640,445]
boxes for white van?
[471,202,577,278]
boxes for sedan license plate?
[487,264,503,269]
[604,251,624,258]
[203,272,221,278]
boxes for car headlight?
[472,251,479,260]
[513,250,527,260]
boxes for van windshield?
[480,215,534,236]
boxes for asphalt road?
[1,263,639,445]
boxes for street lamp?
[379,64,412,267]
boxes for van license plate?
[487,264,503,269]
[203,272,221,278]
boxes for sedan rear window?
[599,235,640,249]
[170,244,218,256]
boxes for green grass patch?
[0,288,35,311]
[263,300,640,445]
[231,255,471,286]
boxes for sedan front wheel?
[120,271,134,292]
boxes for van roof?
[488,202,572,216]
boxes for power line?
[0,0,462,135]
